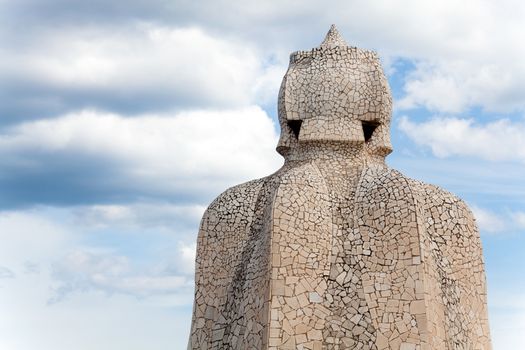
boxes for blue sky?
[0,1,524,349]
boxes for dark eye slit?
[288,120,303,139]
[362,121,380,142]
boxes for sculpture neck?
[283,141,386,172]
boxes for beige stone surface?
[188,25,492,350]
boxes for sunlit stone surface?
[188,25,492,350]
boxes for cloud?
[396,61,478,113]
[4,0,525,120]
[492,309,525,350]
[511,211,525,228]
[397,60,525,113]
[471,206,507,234]
[0,206,198,303]
[0,25,284,122]
[398,116,525,162]
[0,211,72,264]
[1,1,524,349]
[489,291,525,350]
[177,242,197,275]
[470,205,525,234]
[0,278,192,350]
[72,203,206,231]
[49,248,194,303]
[23,261,40,274]
[0,208,195,350]
[0,266,15,279]
[0,107,282,208]
[339,0,525,114]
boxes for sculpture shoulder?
[407,179,480,246]
[205,178,266,217]
[403,174,476,225]
[198,177,267,242]
[358,165,475,223]
[201,161,326,223]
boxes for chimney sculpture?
[188,25,492,350]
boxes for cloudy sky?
[0,0,524,349]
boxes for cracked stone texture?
[188,25,492,350]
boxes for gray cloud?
[0,152,126,208]
[1,0,170,28]
[0,24,284,126]
[0,80,207,125]
[0,147,240,208]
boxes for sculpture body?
[188,26,492,350]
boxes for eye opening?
[287,120,303,139]
[361,120,380,142]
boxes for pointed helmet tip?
[319,24,348,48]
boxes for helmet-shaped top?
[277,25,393,158]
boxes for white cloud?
[2,106,281,176]
[468,205,525,234]
[511,211,525,228]
[177,242,197,275]
[471,206,507,234]
[398,116,525,162]
[0,107,283,202]
[0,211,72,265]
[0,209,196,298]
[334,0,525,114]
[397,60,525,113]
[73,203,206,229]
[50,249,193,303]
